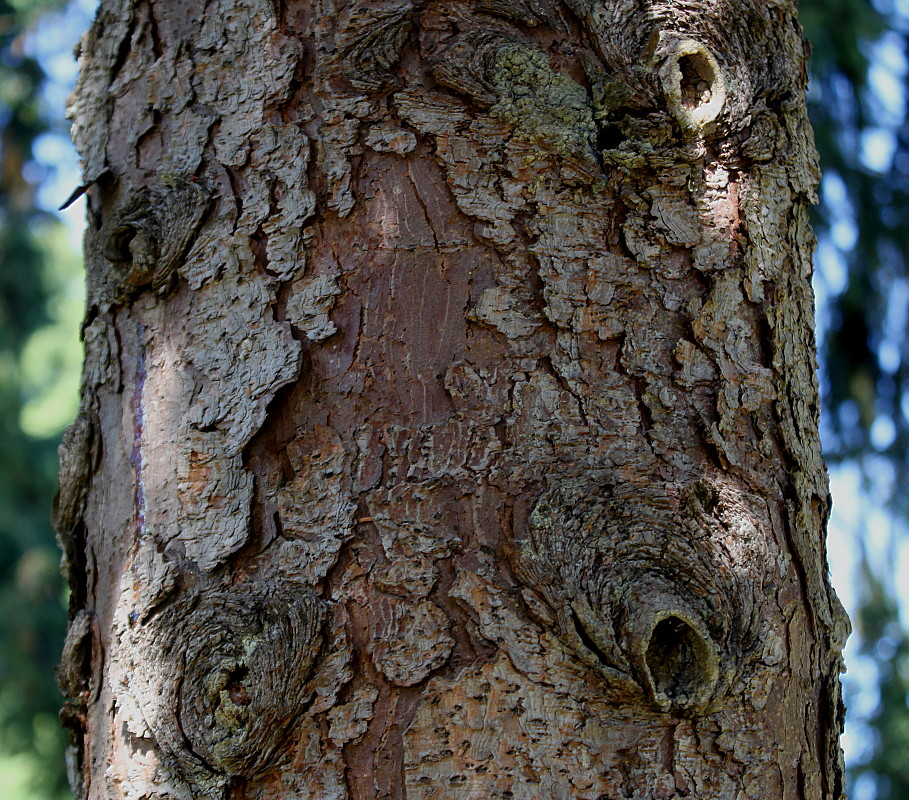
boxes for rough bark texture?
[58,1,850,798]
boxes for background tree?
[800,1,909,797]
[58,1,848,798]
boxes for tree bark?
[57,1,850,798]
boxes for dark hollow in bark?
[644,614,718,710]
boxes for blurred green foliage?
[804,0,909,479]
[801,0,909,797]
[851,562,909,800]
[0,0,80,797]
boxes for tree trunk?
[57,1,850,798]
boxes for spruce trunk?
[57,1,850,798]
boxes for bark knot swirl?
[514,477,766,715]
[129,580,328,789]
[100,178,210,301]
[335,1,415,91]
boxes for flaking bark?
[60,1,849,798]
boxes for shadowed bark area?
[57,1,849,798]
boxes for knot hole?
[659,39,726,131]
[223,665,251,708]
[644,614,718,712]
[102,219,159,285]
[104,224,141,263]
[678,53,715,111]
